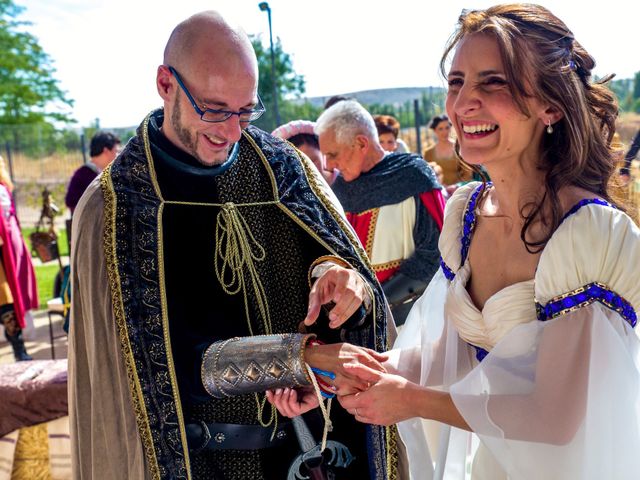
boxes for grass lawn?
[34,263,63,309]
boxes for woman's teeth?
[463,123,498,134]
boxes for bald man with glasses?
[68,10,401,480]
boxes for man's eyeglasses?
[167,66,265,123]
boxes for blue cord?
[310,367,336,380]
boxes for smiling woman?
[268,4,640,480]
[383,5,640,478]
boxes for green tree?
[250,35,306,131]
[0,0,74,156]
[0,0,73,124]
[632,71,640,103]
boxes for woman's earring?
[546,120,553,134]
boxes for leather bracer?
[201,333,314,398]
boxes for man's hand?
[266,387,319,418]
[304,264,368,329]
[304,342,388,395]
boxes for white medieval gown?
[389,182,640,480]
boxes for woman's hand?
[338,362,421,426]
[266,387,320,418]
[304,342,388,395]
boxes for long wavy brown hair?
[440,4,620,252]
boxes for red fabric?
[0,213,25,328]
[346,192,444,284]
[419,190,445,231]
[346,210,375,251]
[346,210,402,283]
[375,266,400,283]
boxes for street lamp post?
[258,2,281,127]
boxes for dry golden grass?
[618,112,640,146]
[10,151,83,184]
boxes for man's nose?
[221,114,243,142]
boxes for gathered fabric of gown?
[389,182,640,480]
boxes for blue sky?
[22,0,640,128]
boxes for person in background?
[64,130,121,214]
[373,114,409,153]
[423,115,472,193]
[619,129,640,224]
[620,129,640,180]
[316,100,445,327]
[428,161,445,187]
[0,155,38,361]
[323,94,353,110]
[272,119,337,184]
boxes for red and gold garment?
[333,152,445,286]
[347,191,444,283]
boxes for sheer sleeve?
[451,303,640,479]
[450,203,640,479]
[386,184,480,480]
[392,200,640,479]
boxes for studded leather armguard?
[201,333,315,399]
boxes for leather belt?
[185,420,293,452]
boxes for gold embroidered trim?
[365,208,380,258]
[142,111,165,202]
[373,259,403,272]
[102,165,161,480]
[140,115,193,478]
[386,424,400,480]
[355,206,380,216]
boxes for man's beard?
[171,96,227,166]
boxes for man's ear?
[354,134,369,153]
[156,65,173,101]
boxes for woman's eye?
[447,78,463,88]
[482,77,507,88]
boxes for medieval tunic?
[332,153,444,285]
[68,110,399,480]
[331,153,444,325]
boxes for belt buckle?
[190,420,212,454]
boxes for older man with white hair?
[316,100,445,326]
